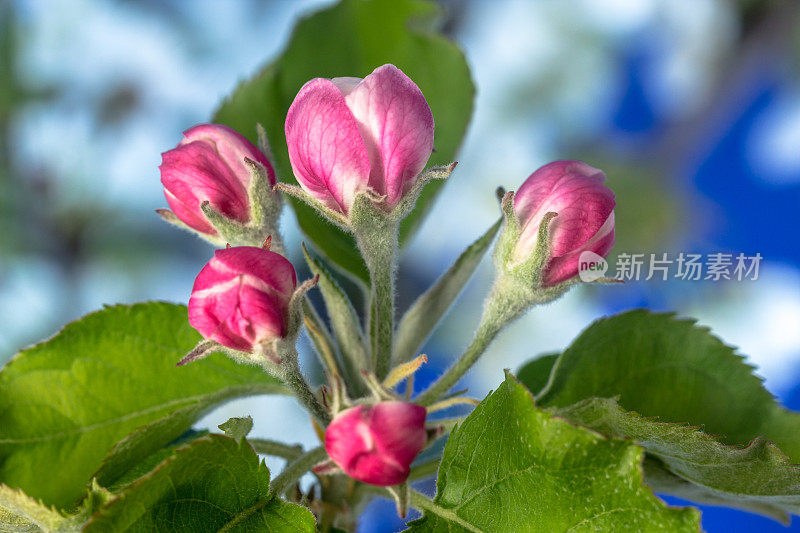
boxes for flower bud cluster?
[158,62,617,494]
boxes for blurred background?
[1,0,799,531]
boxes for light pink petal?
[160,141,251,232]
[285,78,371,214]
[543,213,615,286]
[188,247,297,350]
[344,64,434,207]
[182,123,275,187]
[210,247,297,298]
[513,161,615,261]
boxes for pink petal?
[344,65,434,207]
[182,123,275,187]
[514,161,615,261]
[324,402,427,486]
[188,247,297,350]
[164,189,215,235]
[369,402,428,467]
[543,213,615,286]
[160,141,251,232]
[201,247,298,299]
[285,78,371,213]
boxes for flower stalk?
[351,210,398,381]
[269,446,328,497]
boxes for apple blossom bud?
[188,246,296,352]
[285,64,434,214]
[513,161,615,286]
[324,401,427,486]
[160,124,275,235]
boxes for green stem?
[281,363,332,426]
[269,446,328,496]
[355,222,398,381]
[248,439,304,461]
[416,278,525,406]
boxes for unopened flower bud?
[512,160,615,286]
[285,64,434,215]
[160,124,275,236]
[188,246,296,352]
[324,401,427,486]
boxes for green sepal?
[275,182,350,231]
[489,191,575,319]
[200,196,279,249]
[159,154,284,250]
[388,162,457,223]
[302,243,369,390]
[244,156,285,252]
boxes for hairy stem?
[355,222,398,381]
[281,363,331,426]
[248,439,304,461]
[416,278,526,406]
[269,446,328,496]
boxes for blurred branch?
[654,0,800,166]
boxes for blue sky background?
[2,1,800,531]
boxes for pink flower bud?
[188,246,296,351]
[285,64,434,214]
[324,401,427,486]
[513,161,616,286]
[160,124,275,235]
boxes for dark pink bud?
[160,124,275,235]
[324,402,427,486]
[513,161,616,286]
[188,246,296,351]
[285,64,434,214]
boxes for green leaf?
[0,303,285,509]
[218,416,254,441]
[101,429,209,494]
[523,310,800,521]
[406,376,699,532]
[515,353,558,396]
[535,310,775,445]
[0,484,67,532]
[213,0,474,282]
[93,406,214,491]
[556,397,800,523]
[0,481,112,532]
[302,243,369,377]
[393,219,501,364]
[84,435,316,532]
